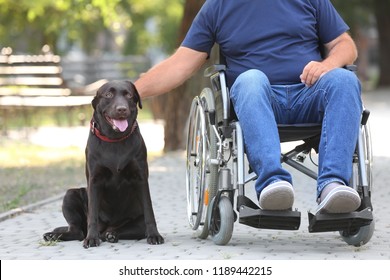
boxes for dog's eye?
[125,92,133,99]
[103,92,114,98]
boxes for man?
[135,0,362,214]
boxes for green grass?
[39,238,61,247]
[0,141,86,213]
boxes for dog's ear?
[91,90,100,109]
[127,81,142,109]
[92,82,107,109]
[92,95,98,109]
[134,85,142,109]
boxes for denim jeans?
[230,68,362,199]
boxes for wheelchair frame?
[186,64,374,246]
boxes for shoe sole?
[316,187,361,214]
[259,182,294,210]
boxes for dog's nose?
[116,106,129,115]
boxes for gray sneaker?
[259,181,294,210]
[315,182,361,214]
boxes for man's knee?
[231,69,271,102]
[235,69,270,87]
[320,68,361,104]
[322,68,361,91]
[317,69,363,124]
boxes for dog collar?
[90,119,138,143]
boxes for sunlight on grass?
[0,141,85,212]
[0,141,84,168]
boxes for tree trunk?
[150,0,206,151]
[374,0,390,87]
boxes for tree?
[149,0,207,151]
[332,0,390,87]
[373,0,390,87]
[121,0,183,56]
[0,0,183,56]
[0,0,109,54]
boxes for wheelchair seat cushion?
[278,123,322,143]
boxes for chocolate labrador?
[43,80,164,248]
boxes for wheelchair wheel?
[186,89,219,238]
[340,220,375,247]
[209,196,234,246]
[340,122,374,246]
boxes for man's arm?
[134,46,208,99]
[300,32,358,87]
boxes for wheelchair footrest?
[308,208,373,233]
[239,205,301,230]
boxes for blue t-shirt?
[182,0,349,86]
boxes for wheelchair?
[185,64,374,246]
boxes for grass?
[39,239,61,247]
[0,140,86,213]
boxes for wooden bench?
[0,46,108,131]
[0,46,106,108]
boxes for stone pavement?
[0,90,390,260]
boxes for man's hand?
[300,32,358,87]
[300,61,331,87]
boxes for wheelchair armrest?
[344,64,357,72]
[204,64,227,77]
[361,109,370,125]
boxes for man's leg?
[290,68,362,213]
[230,69,293,210]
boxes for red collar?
[90,119,138,143]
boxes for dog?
[43,80,164,248]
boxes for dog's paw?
[83,236,101,248]
[147,234,164,245]
[105,231,119,243]
[43,232,61,242]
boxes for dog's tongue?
[113,119,128,132]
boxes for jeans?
[230,68,362,199]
